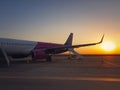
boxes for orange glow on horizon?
[101,41,116,52]
[75,43,120,55]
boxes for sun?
[101,41,116,51]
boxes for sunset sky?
[0,0,120,54]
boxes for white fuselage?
[0,38,37,56]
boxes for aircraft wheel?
[46,56,52,62]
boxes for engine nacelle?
[32,50,49,59]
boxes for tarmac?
[0,55,120,90]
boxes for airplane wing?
[71,34,104,48]
[45,35,104,54]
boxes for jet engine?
[32,50,51,62]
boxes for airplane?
[0,33,104,66]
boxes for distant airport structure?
[0,33,104,66]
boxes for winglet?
[98,34,104,44]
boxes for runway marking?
[104,60,120,67]
[0,75,120,82]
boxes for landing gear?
[46,56,52,62]
[31,52,36,63]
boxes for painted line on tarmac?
[0,75,120,82]
[104,60,120,67]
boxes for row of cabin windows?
[0,42,34,46]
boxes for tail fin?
[64,33,73,46]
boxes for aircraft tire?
[46,56,52,62]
